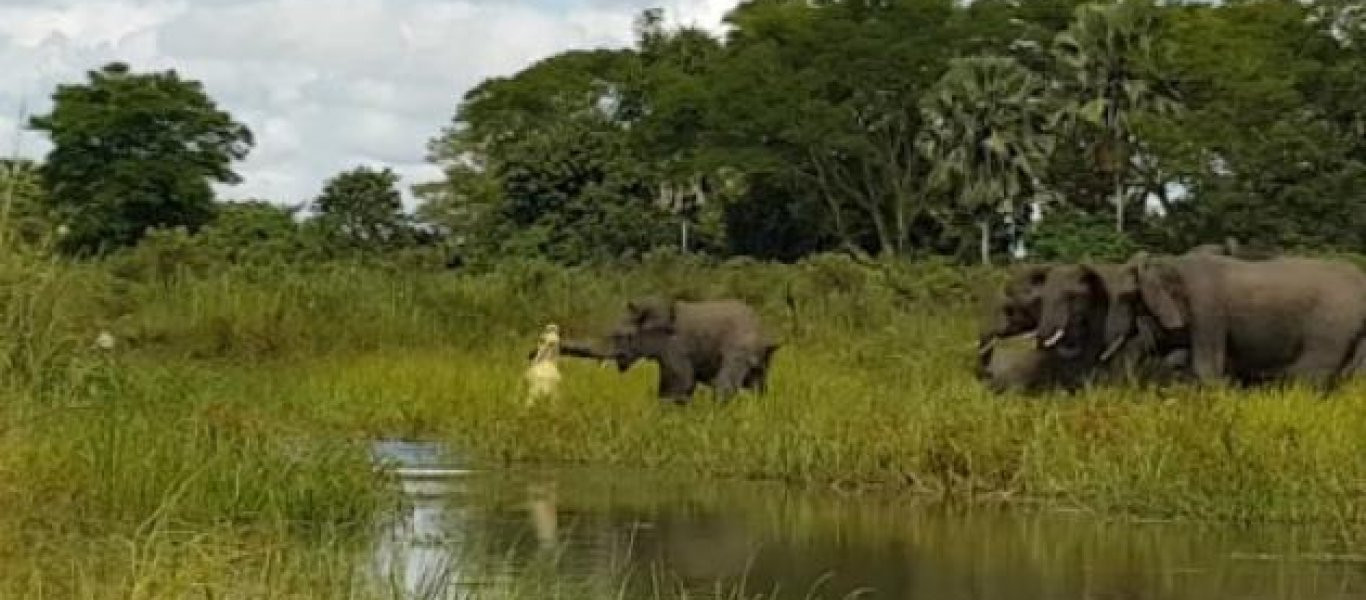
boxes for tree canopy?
[415,0,1366,265]
[30,62,253,255]
[312,166,413,253]
[15,0,1366,266]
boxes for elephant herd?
[977,240,1366,394]
[535,239,1366,404]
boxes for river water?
[369,440,1366,600]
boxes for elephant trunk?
[1098,302,1137,363]
[977,334,998,357]
[559,338,640,372]
[556,339,614,361]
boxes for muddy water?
[369,440,1366,600]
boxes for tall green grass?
[6,241,1366,596]
[0,242,387,597]
[40,249,1363,527]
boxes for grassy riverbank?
[5,248,1366,596]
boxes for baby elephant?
[550,297,780,404]
[978,343,1193,394]
[977,345,1064,394]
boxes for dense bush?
[1029,207,1141,263]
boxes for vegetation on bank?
[8,241,1366,522]
[6,237,1366,595]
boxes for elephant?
[972,239,1242,362]
[550,297,781,404]
[976,264,1051,365]
[976,261,1195,392]
[976,344,1061,394]
[1185,237,1278,260]
[1040,252,1366,389]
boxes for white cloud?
[0,0,735,208]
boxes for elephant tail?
[1337,317,1366,379]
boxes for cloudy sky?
[0,0,736,208]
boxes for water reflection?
[370,440,1366,600]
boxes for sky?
[0,0,737,208]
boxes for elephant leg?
[713,354,753,403]
[1338,337,1366,392]
[746,367,768,394]
[1284,340,1354,391]
[657,357,696,405]
[742,354,772,394]
[1187,317,1229,384]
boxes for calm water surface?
[369,440,1366,600]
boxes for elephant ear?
[1013,264,1050,290]
[1135,260,1186,330]
[627,297,676,333]
[1002,264,1051,314]
[1100,259,1139,300]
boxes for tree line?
[4,0,1364,268]
[420,0,1366,264]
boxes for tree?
[918,56,1056,265]
[29,62,253,254]
[629,14,732,254]
[421,48,677,263]
[1137,0,1366,252]
[704,0,972,257]
[312,166,412,253]
[1051,0,1178,233]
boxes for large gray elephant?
[1184,237,1279,261]
[974,240,1257,359]
[550,297,780,404]
[977,262,1191,392]
[1040,252,1366,388]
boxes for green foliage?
[413,0,1366,262]
[30,62,253,255]
[103,201,328,283]
[1139,0,1366,252]
[201,200,312,261]
[1050,0,1179,233]
[703,0,972,257]
[424,49,681,264]
[919,55,1057,264]
[311,166,413,253]
[1029,206,1140,262]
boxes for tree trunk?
[870,209,892,258]
[680,219,689,253]
[979,218,992,266]
[1113,168,1124,234]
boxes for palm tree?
[1052,0,1179,233]
[918,56,1056,265]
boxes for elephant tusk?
[1099,336,1128,362]
[1041,328,1065,348]
[977,338,998,356]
